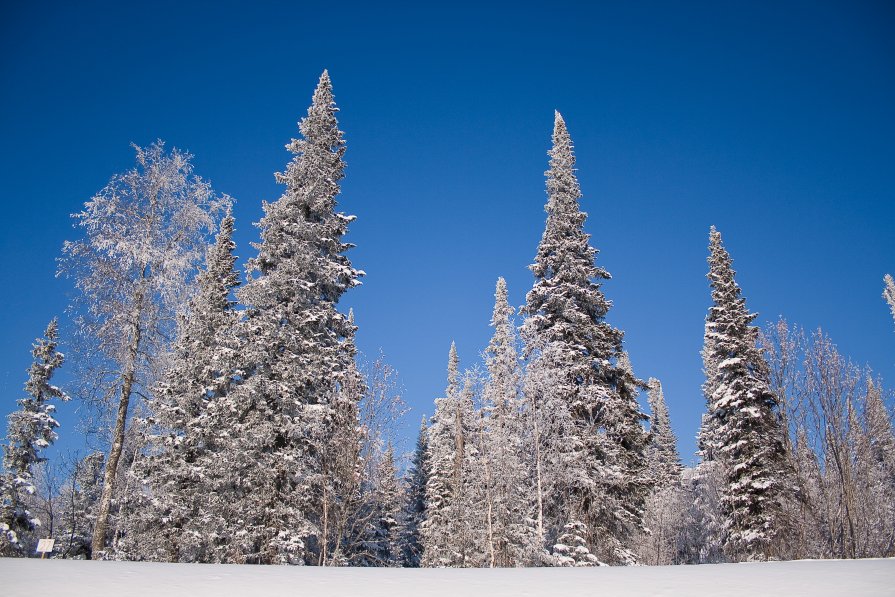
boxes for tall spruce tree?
[482,278,538,566]
[521,111,650,564]
[421,344,481,566]
[118,209,241,562]
[1,320,68,556]
[637,377,686,565]
[646,378,682,489]
[699,226,790,561]
[209,70,362,564]
[400,417,429,567]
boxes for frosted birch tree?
[58,141,229,557]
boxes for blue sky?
[1,1,893,464]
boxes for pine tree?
[481,277,538,567]
[521,112,650,564]
[207,70,362,565]
[421,344,481,566]
[700,226,791,561]
[400,417,429,567]
[55,452,104,559]
[119,209,241,562]
[1,319,68,556]
[552,521,602,566]
[362,445,403,566]
[646,378,682,489]
[637,377,686,565]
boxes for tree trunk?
[91,316,142,559]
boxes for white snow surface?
[2,558,894,596]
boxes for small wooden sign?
[36,538,55,557]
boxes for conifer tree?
[699,226,790,561]
[481,277,538,566]
[119,209,241,562]
[203,70,361,564]
[400,417,429,567]
[55,452,104,559]
[1,320,68,556]
[553,521,601,566]
[646,378,682,489]
[421,344,481,566]
[363,445,403,566]
[637,377,686,565]
[521,112,650,564]
[421,345,460,567]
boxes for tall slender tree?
[1,320,68,555]
[646,378,682,489]
[400,417,429,567]
[421,344,482,566]
[521,111,650,564]
[216,70,362,564]
[699,226,790,561]
[482,278,538,566]
[117,209,241,562]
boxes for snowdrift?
[2,557,893,596]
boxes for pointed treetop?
[491,277,513,327]
[550,111,574,169]
[317,69,332,90]
[447,342,460,395]
[554,109,566,129]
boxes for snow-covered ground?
[2,558,893,596]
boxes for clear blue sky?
[1,1,893,465]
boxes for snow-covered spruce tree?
[637,377,686,565]
[55,452,105,559]
[885,274,895,330]
[552,520,602,566]
[421,345,482,567]
[400,417,429,567]
[58,141,228,558]
[360,444,403,566]
[219,70,362,564]
[481,277,539,566]
[646,378,682,489]
[700,226,791,561]
[421,345,460,567]
[1,319,68,556]
[117,209,241,562]
[521,112,651,565]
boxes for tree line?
[2,71,894,566]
